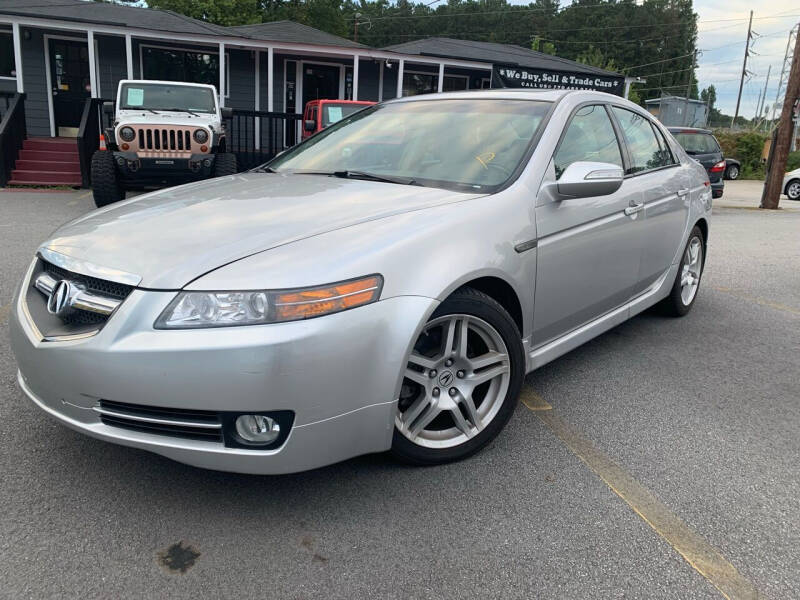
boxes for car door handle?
[677,188,690,197]
[624,202,644,216]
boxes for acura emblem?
[438,371,454,387]
[47,280,75,316]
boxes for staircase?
[7,138,82,187]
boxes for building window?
[0,32,16,78]
[141,46,228,95]
[403,72,470,96]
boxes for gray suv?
[10,90,711,474]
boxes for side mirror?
[220,107,233,119]
[304,120,316,132]
[102,102,115,114]
[556,161,624,198]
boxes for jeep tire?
[90,151,124,208]
[214,152,237,177]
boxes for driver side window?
[554,104,623,179]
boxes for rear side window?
[612,107,673,174]
[554,105,623,179]
[671,132,721,155]
[652,126,677,166]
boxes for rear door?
[611,107,688,290]
[533,104,643,346]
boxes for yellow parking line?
[521,388,760,600]
[712,286,800,316]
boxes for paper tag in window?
[127,87,144,106]
[327,106,343,123]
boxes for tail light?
[710,161,726,173]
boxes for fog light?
[235,415,280,444]
[203,158,211,167]
[116,156,125,166]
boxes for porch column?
[378,61,384,101]
[12,22,23,93]
[254,50,260,150]
[125,34,133,79]
[352,55,359,101]
[437,63,444,93]
[87,30,98,98]
[218,42,226,106]
[396,59,404,98]
[267,47,274,111]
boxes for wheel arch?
[695,217,709,246]
[438,273,525,336]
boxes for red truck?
[302,99,375,139]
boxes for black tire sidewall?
[664,226,704,317]
[787,180,800,200]
[727,165,738,180]
[213,153,237,177]
[391,287,525,465]
[90,151,123,208]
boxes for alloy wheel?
[396,314,511,449]
[788,181,800,200]
[727,165,739,180]
[680,237,703,306]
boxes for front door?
[533,104,643,346]
[302,64,340,107]
[49,39,91,137]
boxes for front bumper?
[10,283,436,474]
[112,152,215,186]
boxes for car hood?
[116,110,218,128]
[43,173,477,289]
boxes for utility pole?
[757,64,771,128]
[354,12,361,43]
[732,10,754,129]
[760,28,800,210]
[683,50,697,126]
[771,25,797,124]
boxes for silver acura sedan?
[9,90,711,474]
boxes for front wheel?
[213,152,237,177]
[786,180,800,200]
[391,287,524,465]
[90,151,124,208]
[659,226,705,317]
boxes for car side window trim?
[608,104,680,178]
[651,122,678,166]
[551,101,628,179]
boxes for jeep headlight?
[119,126,136,142]
[155,275,383,329]
[193,129,209,144]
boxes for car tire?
[659,226,705,317]
[725,164,739,180]
[786,179,800,201]
[90,151,124,208]
[213,152,237,177]
[391,287,525,465]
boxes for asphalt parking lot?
[0,182,798,599]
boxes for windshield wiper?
[332,170,417,186]
[159,107,201,116]
[252,165,277,173]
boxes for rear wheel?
[391,287,524,465]
[90,151,124,208]
[213,152,237,177]
[659,226,705,317]
[725,164,739,180]
[786,180,800,200]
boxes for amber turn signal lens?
[274,275,382,321]
[200,145,208,152]
[121,143,129,150]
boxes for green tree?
[531,36,556,55]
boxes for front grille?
[97,400,223,443]
[40,260,133,327]
[137,127,192,151]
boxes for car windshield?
[271,99,551,192]
[321,103,369,127]
[119,83,216,113]
[672,132,720,154]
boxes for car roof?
[667,127,713,134]
[118,79,217,91]
[308,100,375,105]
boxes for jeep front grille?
[138,127,192,152]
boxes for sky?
[687,1,798,116]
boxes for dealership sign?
[492,65,624,96]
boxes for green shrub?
[712,130,768,179]
[787,151,800,172]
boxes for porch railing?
[0,93,26,188]
[225,110,302,170]
[77,97,113,188]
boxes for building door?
[302,64,340,107]
[48,38,91,137]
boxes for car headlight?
[193,129,209,144]
[119,126,136,142]
[155,275,383,329]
